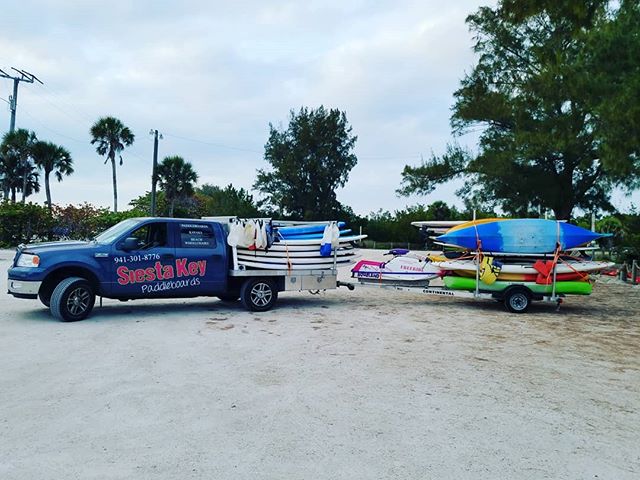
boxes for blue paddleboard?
[279,229,352,240]
[277,222,345,236]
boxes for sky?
[1,0,637,216]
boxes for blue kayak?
[279,229,352,240]
[277,222,346,236]
[436,219,610,253]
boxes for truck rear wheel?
[50,277,96,322]
[240,278,277,312]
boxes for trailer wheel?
[50,276,96,322]
[240,278,277,312]
[503,287,531,314]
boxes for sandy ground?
[0,248,639,480]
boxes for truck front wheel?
[240,278,277,312]
[50,277,96,322]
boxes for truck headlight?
[16,253,40,268]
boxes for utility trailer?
[352,279,563,313]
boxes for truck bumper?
[7,279,41,299]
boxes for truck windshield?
[94,219,143,243]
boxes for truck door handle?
[161,254,174,260]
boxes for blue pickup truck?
[7,217,341,321]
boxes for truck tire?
[50,277,96,322]
[240,278,277,312]
[503,286,531,314]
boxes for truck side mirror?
[120,237,140,252]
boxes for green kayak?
[443,275,593,295]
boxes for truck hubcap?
[250,283,272,307]
[67,287,91,315]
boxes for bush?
[0,202,54,247]
[51,203,145,240]
[0,201,146,247]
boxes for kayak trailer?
[352,279,563,313]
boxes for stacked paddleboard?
[430,218,613,295]
[232,220,366,270]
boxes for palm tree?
[89,116,135,212]
[156,156,198,217]
[1,129,38,203]
[0,151,39,202]
[32,141,74,211]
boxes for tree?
[198,183,262,217]
[254,106,358,220]
[1,129,38,203]
[156,155,198,217]
[582,1,640,172]
[90,116,135,212]
[399,1,639,219]
[32,141,74,211]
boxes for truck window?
[179,223,216,248]
[128,222,168,250]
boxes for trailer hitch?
[337,281,355,291]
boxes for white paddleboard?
[236,247,356,258]
[237,253,357,265]
[237,259,356,270]
[272,234,367,246]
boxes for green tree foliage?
[583,0,640,171]
[51,203,144,240]
[0,201,53,246]
[0,129,39,203]
[32,141,73,211]
[90,116,135,213]
[399,0,639,219]
[255,106,358,220]
[198,183,262,217]
[156,155,198,217]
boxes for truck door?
[110,221,177,298]
[173,221,227,294]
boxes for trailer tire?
[503,286,531,314]
[240,278,277,312]
[50,276,96,322]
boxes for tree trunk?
[45,171,52,211]
[11,187,16,203]
[553,202,574,221]
[21,156,27,204]
[169,198,175,217]
[111,154,118,213]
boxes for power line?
[163,132,262,154]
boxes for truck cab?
[8,218,231,321]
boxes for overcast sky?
[2,0,637,216]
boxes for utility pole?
[149,129,163,216]
[0,67,43,132]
